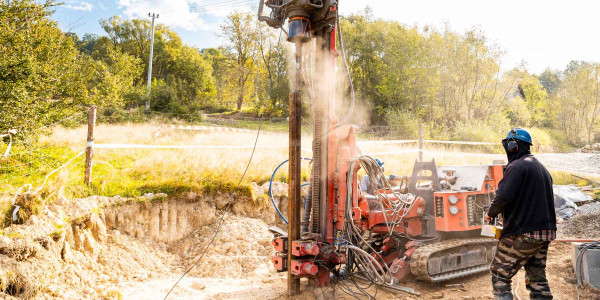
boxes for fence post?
[84,106,97,186]
[419,124,424,162]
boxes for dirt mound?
[558,202,600,238]
[170,215,275,279]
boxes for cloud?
[63,1,94,11]
[117,0,255,32]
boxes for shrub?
[385,110,420,139]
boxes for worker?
[486,128,556,300]
[360,158,384,195]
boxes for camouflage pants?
[490,235,552,299]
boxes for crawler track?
[409,238,497,282]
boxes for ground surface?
[537,153,600,177]
[2,126,599,299]
[115,225,600,300]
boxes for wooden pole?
[84,106,97,186]
[418,124,424,162]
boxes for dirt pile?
[0,183,289,299]
[558,201,600,238]
[169,215,275,279]
[0,195,180,299]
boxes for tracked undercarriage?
[410,238,498,282]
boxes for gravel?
[536,153,600,177]
[558,202,600,238]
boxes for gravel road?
[536,152,600,177]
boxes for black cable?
[163,117,264,299]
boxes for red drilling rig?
[258,0,503,296]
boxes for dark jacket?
[488,140,557,238]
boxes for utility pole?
[146,12,159,111]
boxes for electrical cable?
[335,0,356,126]
[163,116,264,300]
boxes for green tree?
[0,0,83,138]
[219,11,258,111]
[558,62,600,144]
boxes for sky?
[51,0,600,74]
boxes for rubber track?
[409,238,497,282]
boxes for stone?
[431,292,444,299]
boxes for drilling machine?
[258,1,502,295]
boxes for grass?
[0,121,594,227]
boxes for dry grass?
[40,123,508,193]
[0,123,583,217]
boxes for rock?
[431,292,444,299]
[143,193,155,199]
[553,185,589,219]
[556,217,564,224]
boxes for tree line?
[1,1,599,146]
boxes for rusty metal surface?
[410,238,497,282]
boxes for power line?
[189,1,256,13]
[189,0,256,11]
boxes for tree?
[255,21,290,116]
[0,0,83,138]
[558,62,600,144]
[219,12,258,111]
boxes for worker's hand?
[485,213,493,224]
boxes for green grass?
[0,120,587,229]
[549,170,600,186]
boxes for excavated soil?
[0,182,598,299]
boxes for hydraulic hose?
[269,157,312,224]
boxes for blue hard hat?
[504,128,532,145]
[375,158,384,167]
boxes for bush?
[385,110,420,139]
